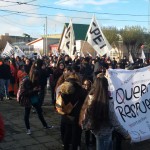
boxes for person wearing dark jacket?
[33,59,49,106]
[24,59,32,75]
[80,57,93,82]
[59,76,87,150]
[38,63,49,106]
[51,61,65,105]
[3,58,11,99]
[18,70,53,135]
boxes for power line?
[0,15,42,27]
[0,9,45,18]
[0,0,149,17]
[0,9,149,23]
[0,15,42,28]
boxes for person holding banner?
[79,75,131,150]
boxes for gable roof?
[65,23,89,40]
[27,38,43,45]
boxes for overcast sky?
[0,0,149,38]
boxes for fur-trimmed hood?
[60,81,75,95]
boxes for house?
[0,33,35,52]
[26,34,61,55]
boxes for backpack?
[16,76,31,106]
[17,79,25,103]
[55,93,78,115]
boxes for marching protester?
[80,57,93,82]
[24,58,32,75]
[3,58,11,100]
[9,58,18,97]
[35,59,49,106]
[15,56,24,68]
[79,75,131,150]
[17,68,53,135]
[51,61,65,105]
[55,65,73,99]
[82,79,96,149]
[17,64,27,85]
[55,72,87,150]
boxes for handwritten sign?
[108,66,150,142]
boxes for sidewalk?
[0,90,150,150]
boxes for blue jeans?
[95,133,113,150]
[4,79,10,98]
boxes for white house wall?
[31,40,43,51]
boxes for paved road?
[0,90,150,150]
[0,91,62,150]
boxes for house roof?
[65,23,89,40]
[26,38,43,45]
[26,35,61,46]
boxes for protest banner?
[1,42,14,57]
[108,66,150,142]
[86,16,111,56]
[61,20,76,57]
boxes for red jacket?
[0,113,5,141]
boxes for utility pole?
[45,16,48,55]
[148,0,150,33]
[43,24,45,55]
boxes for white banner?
[108,66,150,142]
[61,20,76,57]
[86,16,112,56]
[1,42,14,57]
[14,45,25,58]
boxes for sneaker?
[26,129,31,135]
[6,97,12,100]
[44,125,54,129]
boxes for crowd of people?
[0,53,149,150]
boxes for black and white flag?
[62,20,76,57]
[86,16,111,56]
[1,42,14,57]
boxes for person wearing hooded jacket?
[59,76,87,150]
